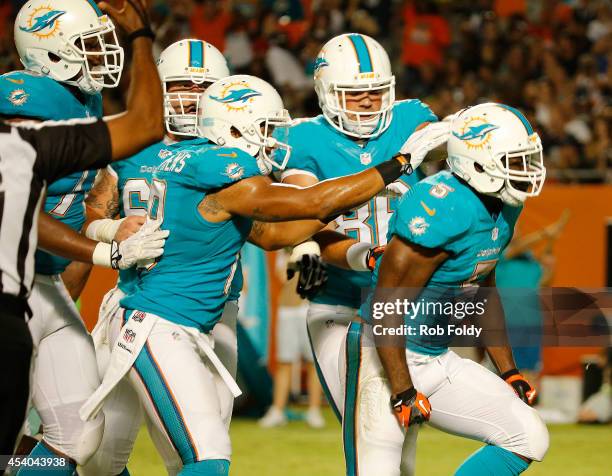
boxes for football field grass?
[129,408,611,475]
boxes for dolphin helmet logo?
[210,81,262,112]
[453,117,499,149]
[211,88,261,104]
[20,7,66,39]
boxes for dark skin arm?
[101,1,165,161]
[315,229,362,269]
[38,212,100,264]
[247,219,326,250]
[200,168,390,223]
[61,261,93,301]
[373,236,449,395]
[480,270,519,375]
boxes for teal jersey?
[364,171,522,355]
[111,139,244,299]
[121,141,261,332]
[0,70,103,275]
[110,140,175,295]
[283,100,437,308]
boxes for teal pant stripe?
[306,325,342,422]
[133,342,198,464]
[343,321,362,476]
[348,34,373,73]
[189,40,204,68]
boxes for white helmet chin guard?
[447,103,546,206]
[313,33,395,139]
[14,0,124,95]
[198,75,292,175]
[157,39,230,137]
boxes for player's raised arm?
[102,0,164,161]
[215,156,411,222]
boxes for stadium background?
[2,0,610,474]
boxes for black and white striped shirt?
[0,118,111,298]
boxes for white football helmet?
[14,0,124,95]
[157,39,230,137]
[447,103,546,206]
[313,33,395,139]
[198,75,292,174]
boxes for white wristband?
[289,240,321,263]
[92,242,112,268]
[346,242,372,271]
[86,218,125,243]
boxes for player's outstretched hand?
[502,369,538,406]
[399,121,450,172]
[114,215,146,242]
[99,0,152,35]
[113,219,169,270]
[391,387,432,428]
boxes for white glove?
[399,121,451,171]
[114,220,169,270]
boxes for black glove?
[287,254,328,300]
[501,369,537,406]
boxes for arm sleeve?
[19,118,112,183]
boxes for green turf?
[129,408,611,475]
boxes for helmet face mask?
[15,0,124,95]
[157,40,230,137]
[320,79,395,138]
[198,75,292,174]
[163,79,211,137]
[252,112,292,173]
[314,33,395,139]
[447,103,546,206]
[69,20,123,93]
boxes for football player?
[277,33,448,475]
[81,38,231,476]
[2,0,166,473]
[79,73,421,476]
[318,103,550,475]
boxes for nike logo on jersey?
[218,152,238,158]
[5,78,24,84]
[420,200,436,216]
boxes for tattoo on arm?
[86,170,120,219]
[199,194,224,216]
[250,221,265,238]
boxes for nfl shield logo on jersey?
[360,152,372,165]
[123,329,136,344]
[492,227,499,241]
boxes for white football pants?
[339,322,550,476]
[26,274,103,465]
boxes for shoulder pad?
[0,71,87,120]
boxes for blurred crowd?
[1,0,610,182]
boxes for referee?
[0,0,163,455]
